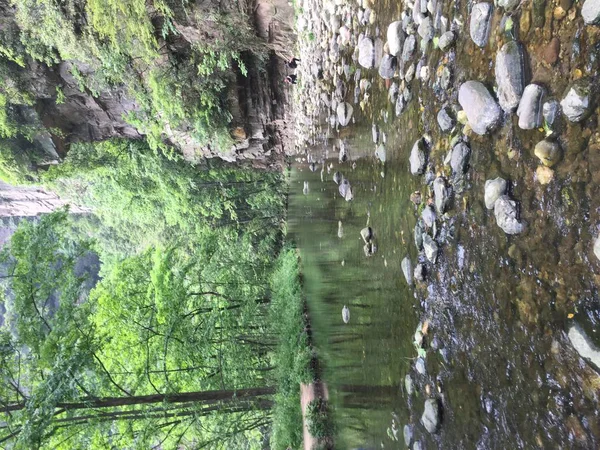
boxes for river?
[288,0,600,448]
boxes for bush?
[305,399,335,439]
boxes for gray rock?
[418,16,434,41]
[433,177,450,214]
[422,206,436,228]
[396,93,407,115]
[337,102,353,126]
[543,99,560,127]
[404,424,413,447]
[375,144,387,162]
[374,38,384,66]
[568,323,600,369]
[414,221,425,250]
[414,263,425,282]
[594,235,600,261]
[379,54,397,79]
[413,441,423,450]
[494,195,524,234]
[470,2,493,47]
[534,139,561,167]
[405,63,416,82]
[405,374,414,395]
[387,21,405,56]
[498,0,520,9]
[437,107,455,132]
[360,226,373,243]
[451,142,471,174]
[415,357,426,374]
[339,178,353,201]
[358,37,375,68]
[517,84,545,129]
[561,80,592,122]
[495,41,526,112]
[438,31,456,51]
[484,177,507,209]
[458,81,502,135]
[372,123,380,143]
[401,257,414,285]
[423,234,439,263]
[388,83,399,103]
[582,0,600,25]
[409,138,427,175]
[402,35,417,61]
[421,398,441,433]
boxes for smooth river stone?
[358,36,375,68]
[401,257,413,285]
[517,84,545,129]
[451,142,471,174]
[582,0,600,25]
[470,2,493,47]
[458,81,502,135]
[495,41,525,112]
[421,399,441,433]
[534,140,561,167]
[379,54,397,79]
[409,138,427,175]
[433,177,450,214]
[568,323,600,368]
[387,21,405,56]
[561,80,592,122]
[484,177,507,209]
[402,34,417,61]
[423,234,439,263]
[494,195,524,234]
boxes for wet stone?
[405,63,416,82]
[414,220,425,250]
[568,323,600,369]
[421,398,441,433]
[438,31,456,51]
[423,234,439,263]
[470,2,493,47]
[405,374,414,395]
[404,424,413,447]
[388,83,399,103]
[517,84,545,129]
[485,177,508,209]
[494,195,524,234]
[594,234,600,261]
[414,263,425,282]
[402,34,417,61]
[543,99,561,127]
[413,441,423,450]
[458,81,502,135]
[451,142,471,174]
[375,144,387,162]
[379,54,397,79]
[410,138,428,175]
[387,21,405,56]
[534,139,561,167]
[401,257,413,285]
[418,16,434,42]
[582,0,600,25]
[561,80,592,122]
[437,107,456,132]
[422,206,436,228]
[434,177,450,214]
[498,0,520,9]
[415,357,426,374]
[495,41,526,112]
[358,36,375,68]
[337,102,354,126]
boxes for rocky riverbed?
[288,0,600,448]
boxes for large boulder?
[484,177,507,209]
[387,21,405,56]
[470,2,493,47]
[495,41,526,112]
[458,81,502,135]
[409,138,428,175]
[494,195,524,234]
[517,84,545,129]
[421,399,442,433]
[560,80,593,122]
[582,0,600,25]
[358,37,375,68]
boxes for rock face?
[409,138,428,175]
[494,195,524,234]
[358,37,375,68]
[438,31,456,51]
[561,80,592,122]
[517,84,545,129]
[485,178,507,209]
[459,81,502,135]
[582,0,600,25]
[495,41,526,112]
[337,102,354,126]
[421,399,441,433]
[379,55,397,79]
[534,140,561,167]
[387,21,405,56]
[568,323,600,369]
[470,3,493,47]
[423,234,439,263]
[433,177,450,214]
[451,143,471,174]
[401,257,413,285]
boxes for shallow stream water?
[289,0,600,448]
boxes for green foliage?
[306,399,335,439]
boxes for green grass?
[269,247,314,450]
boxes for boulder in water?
[375,144,387,162]
[543,99,561,127]
[402,34,416,61]
[421,398,442,433]
[360,226,373,243]
[403,424,413,447]
[484,177,507,209]
[498,0,520,9]
[594,234,600,261]
[495,41,525,112]
[421,205,436,228]
[470,2,493,47]
[437,107,456,132]
[414,263,425,282]
[458,81,502,135]
[418,16,434,42]
[405,374,414,395]
[415,357,426,374]
[494,195,524,234]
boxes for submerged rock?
[388,21,405,56]
[409,138,427,175]
[459,81,502,135]
[534,139,561,167]
[438,31,456,51]
[433,177,450,214]
[423,234,439,263]
[561,80,592,122]
[568,323,600,369]
[401,257,413,285]
[339,178,353,201]
[495,41,525,112]
[494,195,524,234]
[421,398,441,433]
[358,36,375,68]
[470,2,493,47]
[582,0,600,25]
[485,177,507,209]
[451,142,471,175]
[379,54,397,79]
[517,84,545,129]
